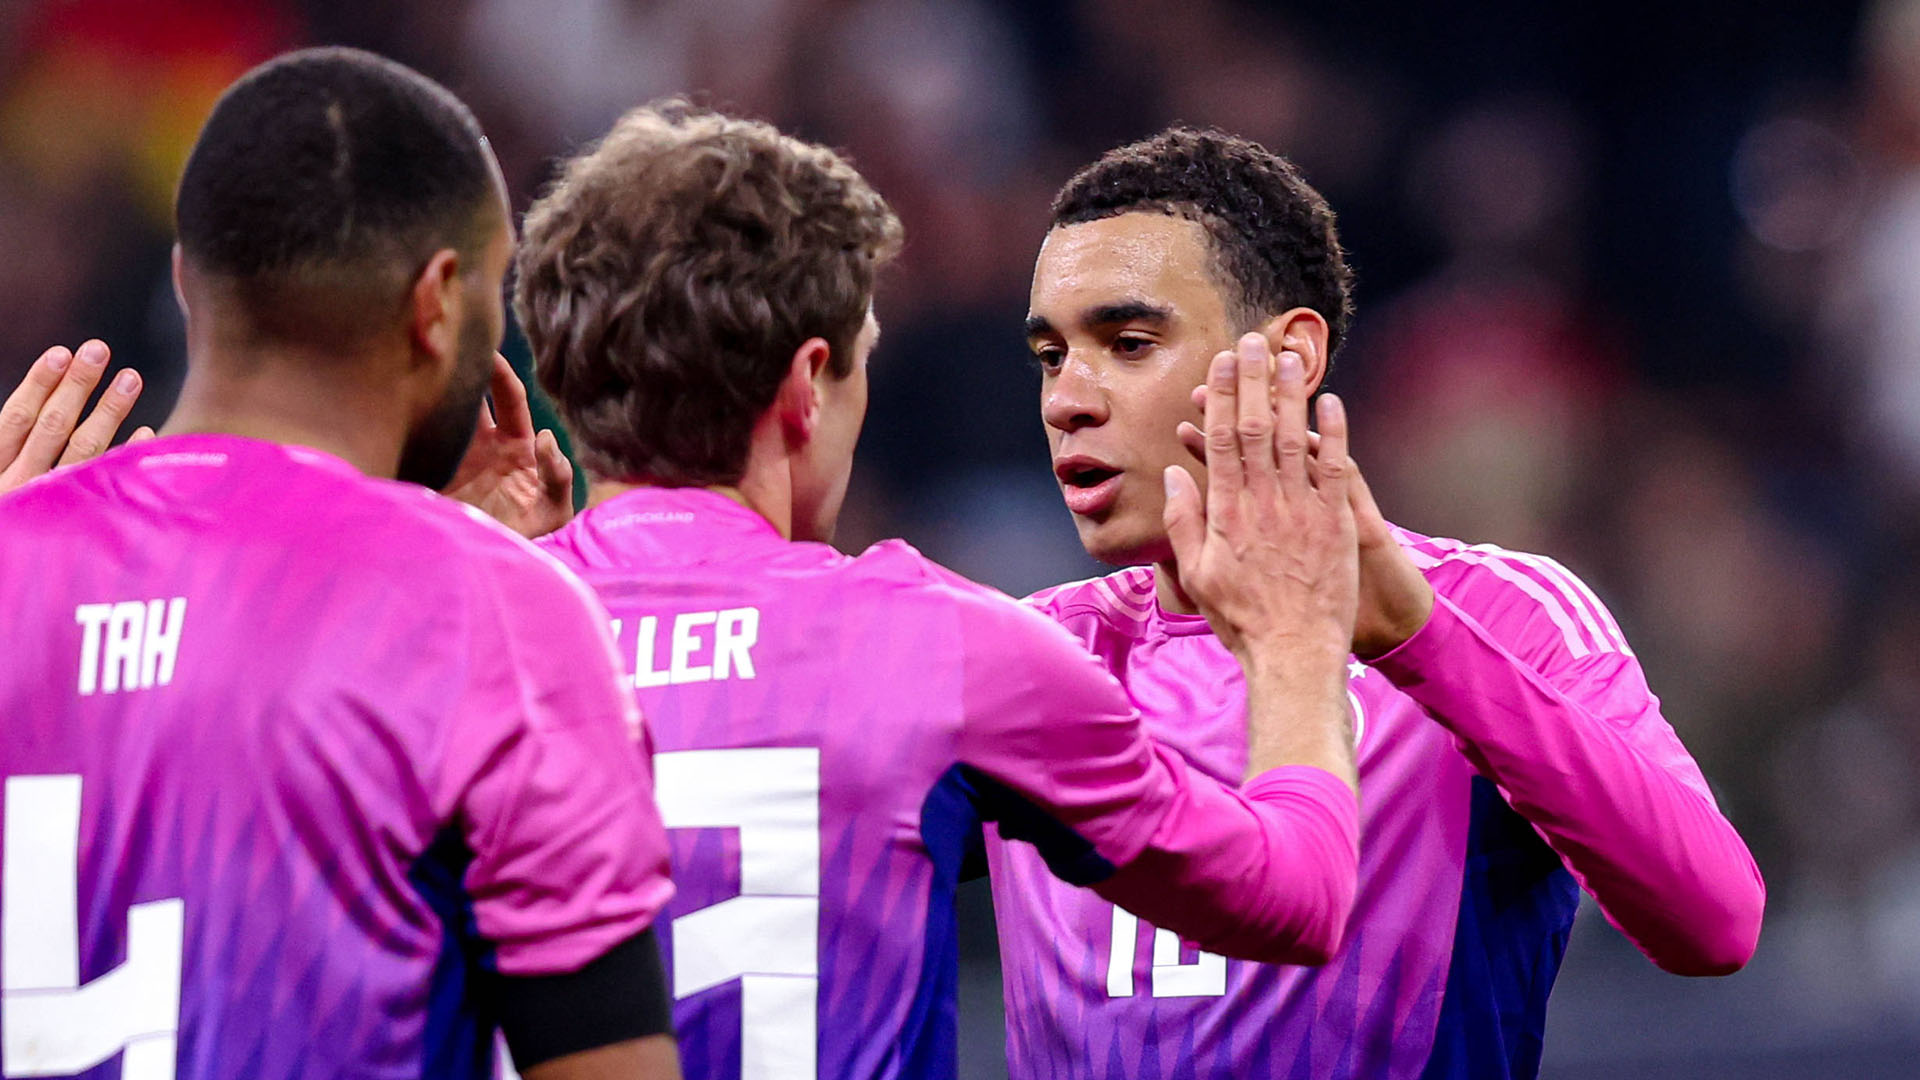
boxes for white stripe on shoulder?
[1465,545,1614,657]
[1530,552,1635,656]
[1436,546,1600,658]
[1402,544,1444,569]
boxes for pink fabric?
[943,574,1360,962]
[532,486,1358,1074]
[0,434,671,1075]
[1374,530,1765,974]
[989,526,1761,1080]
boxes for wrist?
[1354,580,1434,660]
[1238,632,1351,685]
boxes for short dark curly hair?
[515,101,902,487]
[1051,127,1355,357]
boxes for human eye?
[1113,334,1155,357]
[1031,345,1066,374]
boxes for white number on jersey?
[1099,673,1369,1000]
[1106,906,1227,999]
[2,775,183,1079]
[654,748,820,1080]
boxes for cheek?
[1123,385,1202,462]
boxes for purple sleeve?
[442,547,676,976]
[1370,566,1765,975]
[947,582,1359,965]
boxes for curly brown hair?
[514,101,903,487]
[1052,127,1355,357]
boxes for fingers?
[15,340,112,475]
[1311,393,1350,498]
[1162,465,1205,570]
[1178,420,1204,462]
[1271,345,1311,489]
[536,428,573,501]
[489,353,536,440]
[1202,347,1243,506]
[1343,442,1396,546]
[57,367,143,467]
[127,425,157,444]
[1,346,76,461]
[1235,334,1278,501]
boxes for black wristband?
[498,927,674,1070]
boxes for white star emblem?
[1348,660,1368,680]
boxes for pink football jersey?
[0,434,672,1080]
[989,527,1764,1080]
[536,486,1360,1080]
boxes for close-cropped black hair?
[175,47,496,338]
[1051,126,1355,357]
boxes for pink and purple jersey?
[0,434,672,1080]
[535,486,1361,1080]
[988,526,1765,1080]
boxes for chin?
[1075,514,1172,568]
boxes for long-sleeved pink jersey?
[0,434,673,1079]
[987,525,1764,1080]
[534,486,1360,1080]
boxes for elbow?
[1220,915,1347,968]
[1268,920,1345,968]
[1650,878,1766,977]
[1239,864,1358,968]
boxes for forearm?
[1093,754,1359,965]
[1240,640,1358,793]
[1373,598,1765,974]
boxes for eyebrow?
[1024,300,1173,339]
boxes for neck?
[1154,554,1201,615]
[161,338,412,480]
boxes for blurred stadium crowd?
[2,0,1917,1073]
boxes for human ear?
[406,249,464,385]
[778,337,833,445]
[1260,308,1332,394]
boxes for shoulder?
[1395,525,1633,661]
[845,537,998,599]
[851,539,1089,646]
[0,442,144,528]
[350,481,607,627]
[1020,565,1157,636]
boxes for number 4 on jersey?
[2,775,183,1080]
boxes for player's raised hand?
[1163,332,1358,666]
[440,353,576,538]
[1176,379,1430,659]
[0,341,155,497]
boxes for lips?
[1054,455,1123,517]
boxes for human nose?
[1042,352,1109,433]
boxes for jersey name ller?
[611,607,760,687]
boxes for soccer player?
[512,104,1364,1079]
[0,49,678,1080]
[993,127,1768,1080]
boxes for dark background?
[6,0,1920,1074]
